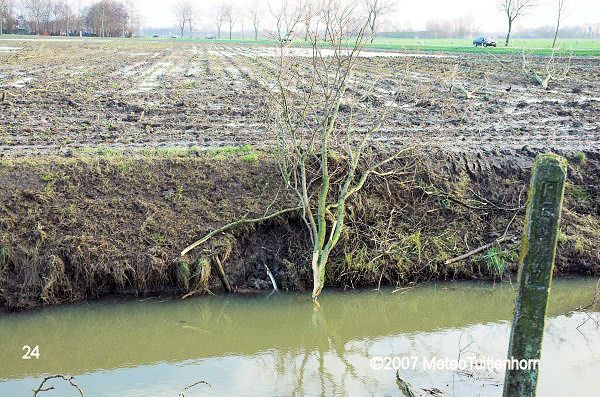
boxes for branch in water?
[178,380,211,397]
[33,375,85,397]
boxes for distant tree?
[300,0,316,41]
[23,0,46,34]
[213,2,229,39]
[186,2,197,37]
[224,3,234,40]
[499,0,536,46]
[125,0,142,37]
[552,0,566,48]
[248,1,261,40]
[86,0,128,37]
[172,0,194,38]
[364,0,394,43]
[319,0,339,41]
[0,0,15,34]
[269,0,302,42]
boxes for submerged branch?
[33,375,85,397]
[178,380,211,397]
[396,371,417,397]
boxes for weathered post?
[503,153,567,397]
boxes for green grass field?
[365,37,600,56]
[2,33,599,56]
[146,36,600,56]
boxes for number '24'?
[22,345,40,360]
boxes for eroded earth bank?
[0,148,598,310]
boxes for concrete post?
[503,153,567,397]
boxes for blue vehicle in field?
[473,37,497,47]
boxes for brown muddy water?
[0,279,598,396]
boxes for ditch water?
[0,278,598,396]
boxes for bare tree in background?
[269,0,302,41]
[552,0,566,48]
[186,2,197,37]
[85,0,128,37]
[0,0,15,34]
[319,0,340,42]
[125,0,142,37]
[172,0,194,38]
[172,1,186,37]
[224,3,235,40]
[23,0,46,34]
[499,0,536,46]
[213,2,229,39]
[300,0,316,41]
[54,1,75,35]
[364,0,394,43]
[248,1,261,40]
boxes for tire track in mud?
[2,41,599,155]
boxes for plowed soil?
[1,39,598,156]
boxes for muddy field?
[1,39,599,155]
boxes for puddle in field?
[208,46,457,59]
[0,279,598,397]
[11,77,33,88]
[0,46,21,52]
[0,38,110,42]
[137,62,174,92]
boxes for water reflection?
[0,279,598,396]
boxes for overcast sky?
[130,0,599,31]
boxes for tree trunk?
[311,252,327,301]
[254,27,258,40]
[552,14,561,48]
[311,250,330,301]
[369,17,376,44]
[505,20,512,46]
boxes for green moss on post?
[503,154,567,397]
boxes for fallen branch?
[178,380,211,397]
[521,48,572,90]
[214,256,233,293]
[444,234,517,265]
[33,375,84,397]
[181,206,301,256]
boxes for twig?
[181,206,301,256]
[33,375,84,397]
[178,380,211,397]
